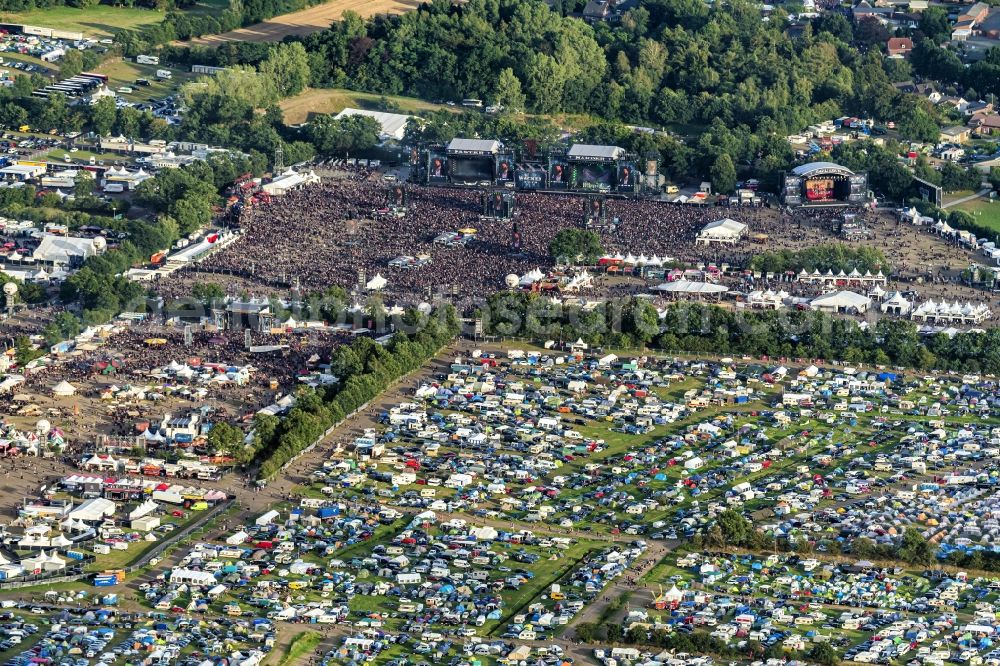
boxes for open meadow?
[279,87,451,123]
[955,195,1000,233]
[0,5,164,37]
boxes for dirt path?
[237,344,461,513]
[564,540,673,640]
[942,187,992,209]
[181,0,422,45]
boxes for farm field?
[955,195,1000,233]
[279,87,451,124]
[183,0,422,44]
[0,5,164,37]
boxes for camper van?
[155,69,172,80]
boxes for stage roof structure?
[791,162,856,178]
[567,144,625,161]
[446,138,502,154]
[334,108,414,141]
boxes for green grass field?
[96,59,198,102]
[0,5,165,37]
[954,196,1000,233]
[279,87,454,124]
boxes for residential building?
[887,37,913,57]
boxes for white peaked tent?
[142,429,166,443]
[696,218,748,245]
[366,274,387,291]
[84,454,117,469]
[52,381,77,397]
[44,551,66,570]
[50,533,72,548]
[519,268,545,286]
[809,290,871,314]
[21,550,66,572]
[129,498,159,521]
[60,517,90,532]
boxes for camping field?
[279,87,451,124]
[184,0,421,44]
[955,196,1000,233]
[0,5,164,37]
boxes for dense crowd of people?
[0,321,346,429]
[179,171,773,301]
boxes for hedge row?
[254,306,461,479]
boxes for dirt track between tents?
[181,0,422,44]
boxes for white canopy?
[52,381,77,396]
[652,281,728,295]
[365,274,387,291]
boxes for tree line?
[282,0,965,180]
[174,43,318,168]
[253,306,461,479]
[0,71,175,143]
[748,244,889,276]
[481,293,1000,373]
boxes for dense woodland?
[296,0,929,132]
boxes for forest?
[295,0,948,135]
